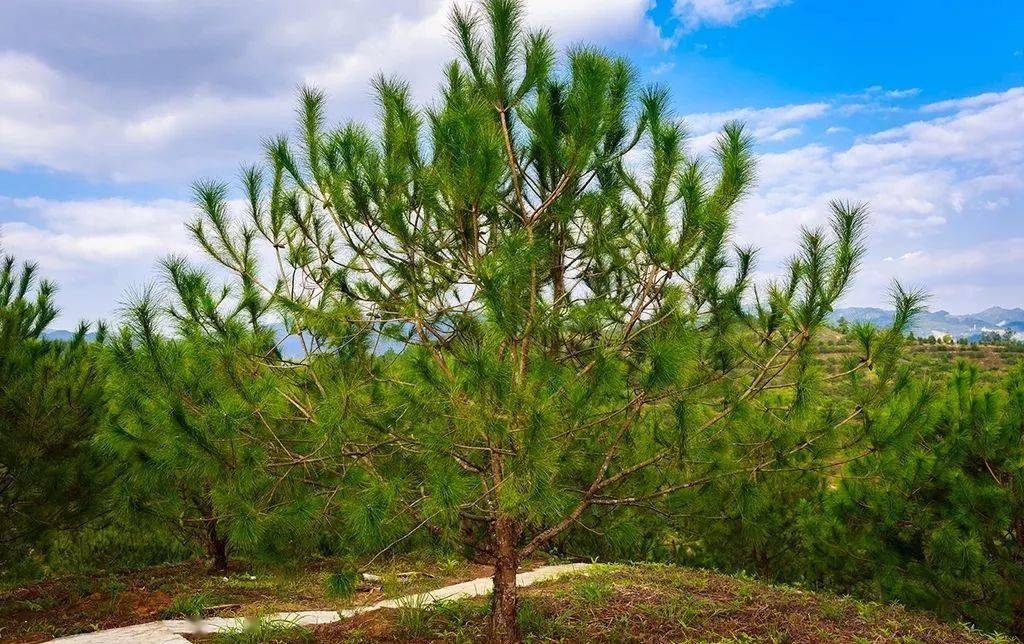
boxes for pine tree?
[0,253,109,570]
[541,294,926,583]
[101,261,352,571]
[180,1,914,638]
[806,360,1024,637]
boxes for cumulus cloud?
[883,240,1024,276]
[0,0,661,323]
[864,237,1024,311]
[921,87,1024,113]
[0,196,198,324]
[885,88,920,99]
[717,87,1024,309]
[682,102,829,152]
[0,2,1021,317]
[0,0,658,182]
[0,197,195,271]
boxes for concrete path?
[51,563,591,643]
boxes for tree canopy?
[155,0,921,639]
[0,254,109,569]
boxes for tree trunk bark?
[489,515,521,643]
[204,517,229,572]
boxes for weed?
[648,595,703,627]
[161,592,212,618]
[570,577,613,604]
[379,571,401,597]
[433,597,488,628]
[394,593,432,637]
[856,600,882,621]
[342,628,365,643]
[106,579,127,596]
[517,597,546,633]
[818,596,849,621]
[324,569,358,601]
[212,616,313,643]
[438,556,463,576]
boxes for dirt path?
[50,563,591,643]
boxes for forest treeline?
[1,1,1022,641]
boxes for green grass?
[160,592,213,618]
[307,563,1010,642]
[393,593,433,638]
[817,595,851,621]
[569,577,614,604]
[323,569,358,601]
[211,616,313,643]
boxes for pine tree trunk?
[489,515,521,644]
[204,516,229,572]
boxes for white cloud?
[922,87,1024,113]
[682,102,829,152]
[0,0,659,183]
[650,61,676,76]
[763,127,801,142]
[0,0,664,324]
[0,197,195,270]
[0,51,290,182]
[885,88,920,99]
[1,0,1021,317]
[713,87,1024,309]
[0,196,199,324]
[673,0,788,29]
[526,0,660,44]
[867,238,1024,311]
[842,90,1024,171]
[748,96,1021,240]
[828,85,922,117]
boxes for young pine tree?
[637,305,928,579]
[102,262,351,571]
[805,360,1024,637]
[181,1,912,638]
[0,253,109,571]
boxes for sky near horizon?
[1,0,1022,326]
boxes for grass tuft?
[570,577,614,605]
[324,569,359,601]
[161,592,212,618]
[211,616,313,643]
[393,593,432,637]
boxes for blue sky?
[1,0,1022,326]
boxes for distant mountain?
[42,324,403,357]
[972,306,1024,326]
[41,329,99,342]
[270,323,405,359]
[830,306,1024,340]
